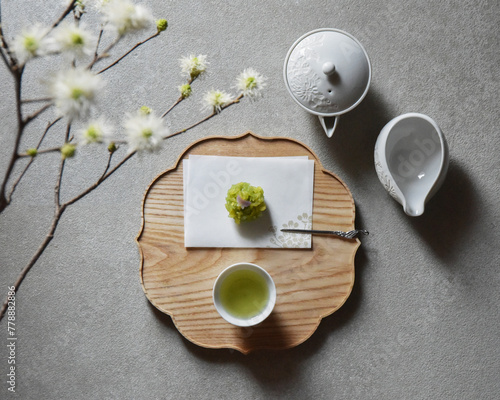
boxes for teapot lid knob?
[322,62,336,76]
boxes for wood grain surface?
[137,132,360,353]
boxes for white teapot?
[283,28,371,137]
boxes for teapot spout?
[319,116,338,138]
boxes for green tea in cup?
[213,263,276,327]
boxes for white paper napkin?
[183,155,314,248]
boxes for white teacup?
[213,263,276,327]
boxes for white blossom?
[11,25,50,65]
[202,90,233,114]
[50,68,103,120]
[99,0,154,35]
[49,22,96,58]
[78,119,113,144]
[179,54,208,79]
[124,111,168,153]
[235,68,267,98]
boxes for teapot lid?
[284,28,371,117]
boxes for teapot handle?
[319,116,338,138]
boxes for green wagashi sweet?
[225,182,266,224]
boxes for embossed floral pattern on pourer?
[374,147,399,201]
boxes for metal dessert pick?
[280,229,369,239]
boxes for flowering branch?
[173,94,244,134]
[161,85,190,118]
[161,76,199,118]
[0,89,250,321]
[0,1,267,322]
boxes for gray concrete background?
[1,0,499,399]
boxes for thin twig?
[0,206,66,321]
[18,147,61,157]
[101,152,114,180]
[63,154,128,208]
[0,120,69,320]
[39,118,63,146]
[0,128,69,317]
[0,18,15,67]
[22,97,53,104]
[7,118,62,202]
[0,125,72,322]
[160,76,198,118]
[166,94,243,139]
[6,159,33,202]
[0,68,24,213]
[55,124,71,207]
[24,103,53,124]
[0,125,71,322]
[88,35,120,70]
[97,31,160,74]
[161,96,183,118]
[55,159,65,208]
[45,0,76,37]
[90,27,104,69]
[0,46,10,70]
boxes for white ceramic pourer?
[284,28,371,138]
[374,113,449,217]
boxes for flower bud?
[179,83,192,99]
[60,143,76,159]
[75,0,85,13]
[107,142,117,153]
[156,19,168,32]
[26,148,38,157]
[140,106,152,115]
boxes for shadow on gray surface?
[408,160,480,263]
[319,90,394,175]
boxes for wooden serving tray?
[137,131,360,354]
